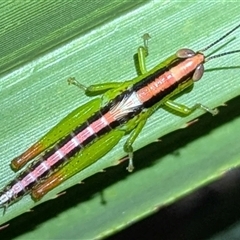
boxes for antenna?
[207,49,240,61]
[201,23,240,52]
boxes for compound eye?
[176,48,195,58]
[193,64,204,81]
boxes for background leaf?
[0,1,240,239]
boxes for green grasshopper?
[1,24,240,212]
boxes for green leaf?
[1,1,240,239]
